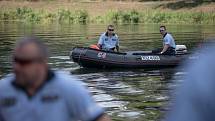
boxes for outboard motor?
[176,45,187,55]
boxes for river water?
[0,22,215,121]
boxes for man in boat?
[152,26,176,55]
[0,36,112,121]
[97,25,119,52]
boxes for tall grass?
[101,10,215,24]
[0,8,89,23]
[0,7,215,24]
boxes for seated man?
[152,26,176,55]
[97,25,119,52]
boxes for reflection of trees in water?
[69,64,183,120]
[0,35,15,75]
[106,69,173,121]
[0,38,14,77]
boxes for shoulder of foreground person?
[52,71,112,121]
[0,74,15,90]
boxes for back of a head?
[15,36,49,59]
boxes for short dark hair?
[160,25,166,30]
[15,36,49,58]
[107,24,114,29]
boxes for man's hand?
[97,44,102,50]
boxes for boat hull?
[70,47,188,69]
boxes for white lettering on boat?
[97,52,107,59]
[141,56,160,61]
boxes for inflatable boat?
[70,45,189,69]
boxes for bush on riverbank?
[0,7,214,24]
[0,7,89,23]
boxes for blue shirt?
[163,33,176,48]
[98,32,119,51]
[0,71,104,121]
[165,45,215,121]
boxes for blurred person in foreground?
[165,40,215,121]
[0,36,111,121]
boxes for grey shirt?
[0,71,104,121]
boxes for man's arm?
[97,35,104,49]
[161,44,169,54]
[161,34,174,54]
[115,36,119,52]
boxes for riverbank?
[0,1,215,24]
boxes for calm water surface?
[0,22,215,121]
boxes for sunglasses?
[108,29,114,31]
[13,57,43,66]
[160,29,165,32]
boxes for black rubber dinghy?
[70,45,189,69]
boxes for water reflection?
[70,68,181,120]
